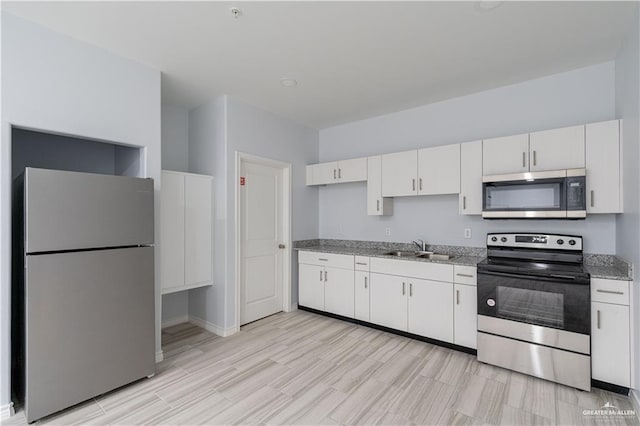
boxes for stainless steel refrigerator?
[13,168,155,423]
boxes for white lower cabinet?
[298,263,325,311]
[592,301,631,387]
[408,278,453,343]
[454,284,477,349]
[301,255,477,350]
[354,270,370,321]
[370,273,408,331]
[324,266,355,318]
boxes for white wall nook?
[307,119,623,217]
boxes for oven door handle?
[478,270,589,285]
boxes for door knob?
[278,244,286,249]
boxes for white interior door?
[240,161,285,325]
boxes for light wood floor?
[5,310,639,425]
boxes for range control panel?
[487,233,583,251]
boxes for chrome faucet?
[412,239,427,252]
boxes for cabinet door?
[299,263,324,310]
[354,270,370,321]
[324,267,355,318]
[459,141,483,215]
[586,120,622,213]
[184,174,213,286]
[408,278,453,343]
[592,302,630,387]
[454,284,477,349]
[370,273,408,331]
[312,161,339,185]
[161,172,185,291]
[529,125,585,171]
[417,144,460,195]
[381,151,418,197]
[338,158,367,183]
[482,134,529,175]
[367,156,393,216]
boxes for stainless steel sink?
[384,250,420,257]
[382,250,454,261]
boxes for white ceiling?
[2,1,637,129]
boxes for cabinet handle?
[402,282,406,295]
[456,289,460,305]
[364,276,368,289]
[355,262,368,266]
[333,169,337,179]
[377,199,380,212]
[522,152,526,168]
[456,273,474,278]
[419,178,423,191]
[318,258,328,261]
[596,289,624,295]
[409,283,413,297]
[338,168,342,179]
[533,150,537,166]
[590,190,595,208]
[463,196,466,210]
[597,309,601,329]
[412,179,416,191]
[319,270,323,281]
[324,270,328,282]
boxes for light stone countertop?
[294,241,633,281]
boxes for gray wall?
[318,62,618,254]
[161,104,191,325]
[1,12,161,410]
[188,96,319,331]
[615,6,640,396]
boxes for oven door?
[482,177,567,218]
[477,269,590,335]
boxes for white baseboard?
[630,389,640,420]
[0,401,15,419]
[155,350,164,363]
[188,315,237,337]
[161,314,190,329]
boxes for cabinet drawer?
[354,256,370,271]
[298,251,354,270]
[370,257,453,282]
[454,265,477,286]
[591,278,629,305]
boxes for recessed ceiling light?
[280,78,298,87]
[476,1,504,11]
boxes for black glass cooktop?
[477,257,590,282]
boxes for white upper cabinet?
[161,171,185,291]
[306,158,366,185]
[308,161,338,185]
[417,144,460,195]
[161,170,213,294]
[529,125,585,172]
[338,157,368,183]
[367,156,393,216]
[586,120,622,214]
[482,133,529,175]
[381,150,418,197]
[459,140,483,215]
[184,174,213,287]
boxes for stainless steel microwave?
[482,169,586,219]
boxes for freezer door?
[25,168,154,253]
[24,247,155,423]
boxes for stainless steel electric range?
[476,233,591,391]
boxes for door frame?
[234,151,293,331]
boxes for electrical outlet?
[385,228,391,236]
[464,228,472,239]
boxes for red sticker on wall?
[240,176,246,186]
